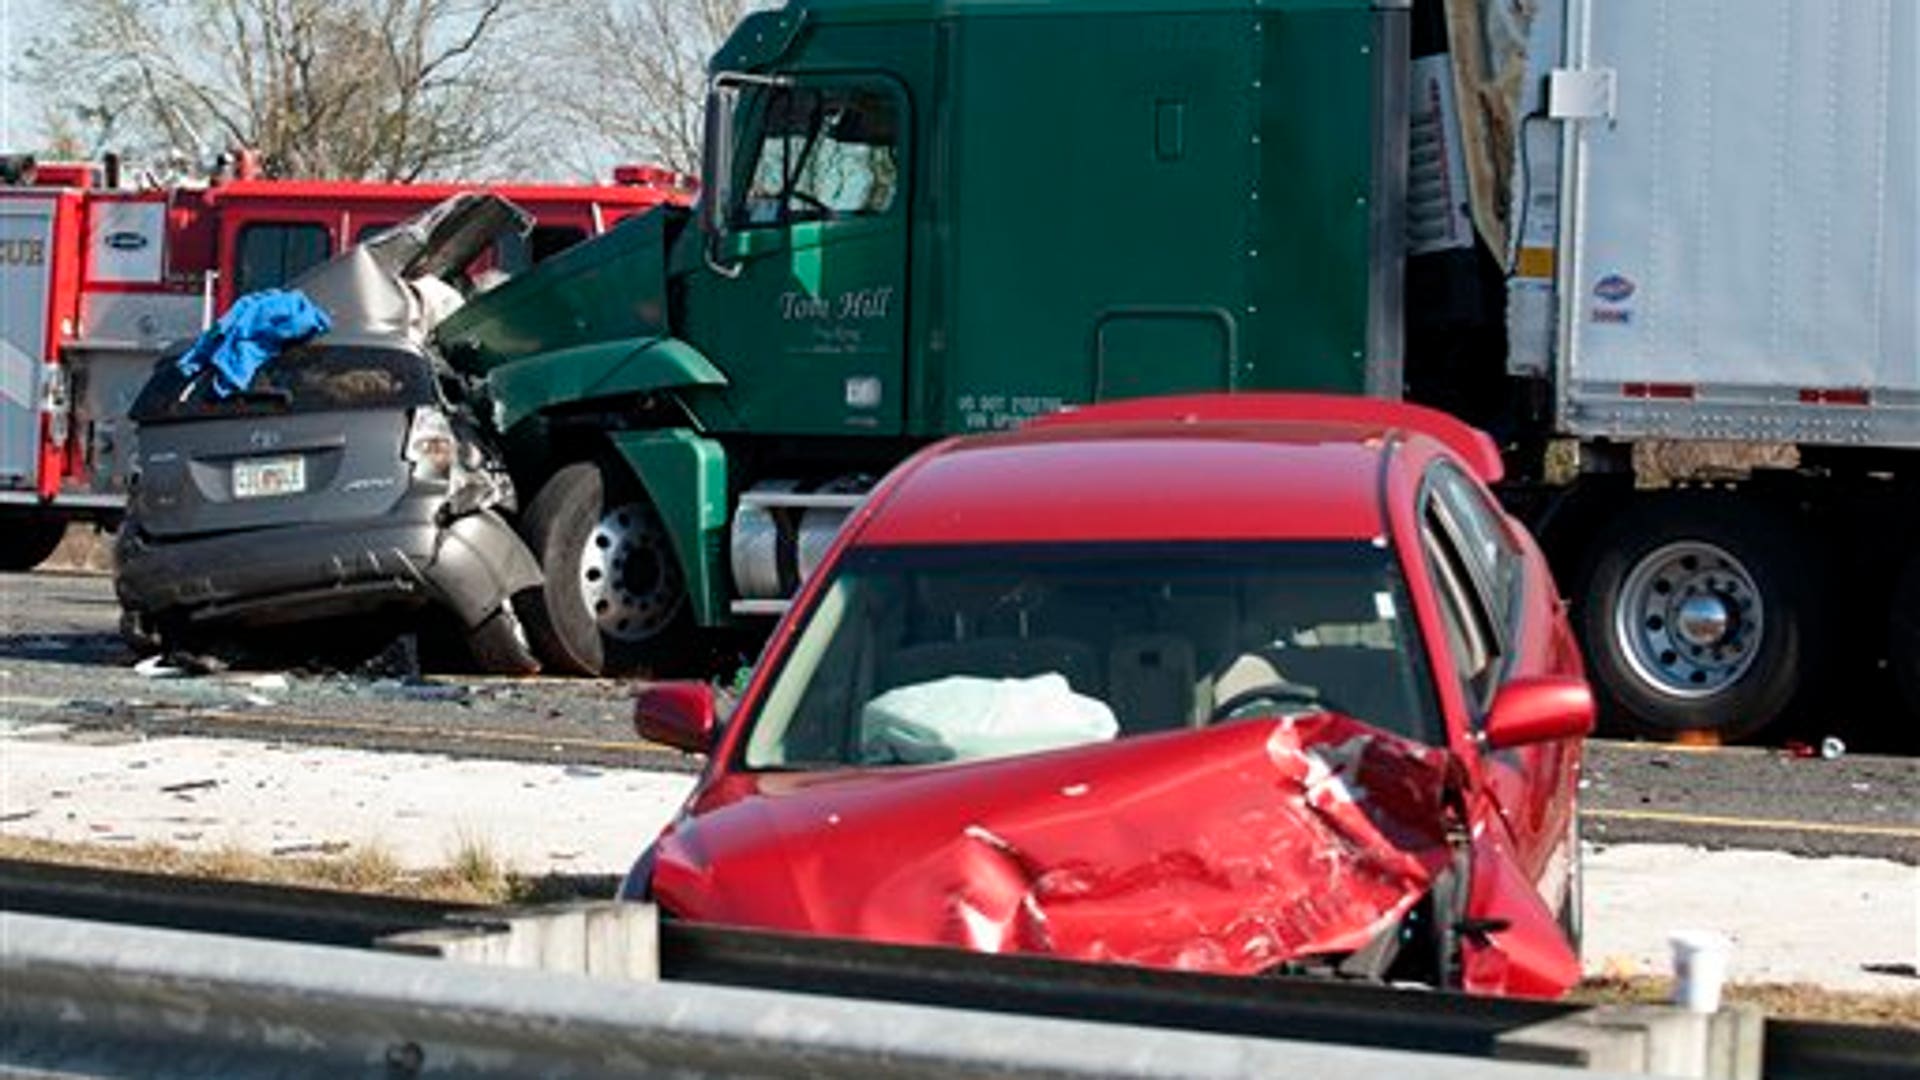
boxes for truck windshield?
[741,541,1441,770]
[735,85,899,226]
[130,343,438,424]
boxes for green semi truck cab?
[435,0,1410,669]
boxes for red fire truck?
[0,154,693,569]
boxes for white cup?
[1669,930,1733,1013]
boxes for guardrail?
[2,911,1620,1080]
[2,860,1913,1078]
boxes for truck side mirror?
[1482,676,1595,751]
[700,82,741,238]
[635,681,720,754]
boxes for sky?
[2,0,53,151]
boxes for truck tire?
[0,519,68,571]
[519,461,691,677]
[1891,554,1920,721]
[1574,495,1817,741]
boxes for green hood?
[435,206,692,375]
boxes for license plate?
[232,455,306,499]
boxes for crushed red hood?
[652,712,1459,975]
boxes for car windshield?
[130,342,438,424]
[741,541,1442,770]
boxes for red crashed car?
[625,394,1593,997]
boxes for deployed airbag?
[860,673,1119,765]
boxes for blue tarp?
[175,289,332,398]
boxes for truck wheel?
[464,592,543,676]
[0,519,68,571]
[1575,495,1817,741]
[1891,554,1920,721]
[519,461,690,676]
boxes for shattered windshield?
[742,541,1441,770]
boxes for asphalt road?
[4,570,1915,863]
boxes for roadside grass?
[0,834,611,906]
[2,834,1912,1027]
[447,831,508,897]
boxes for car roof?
[854,416,1415,547]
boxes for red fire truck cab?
[0,155,692,569]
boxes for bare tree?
[545,0,756,176]
[24,0,540,180]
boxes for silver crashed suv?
[115,195,543,673]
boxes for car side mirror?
[635,681,719,754]
[1483,676,1595,751]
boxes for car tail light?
[405,407,457,480]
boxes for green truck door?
[682,76,911,436]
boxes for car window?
[735,84,901,228]
[1421,502,1503,711]
[741,540,1443,771]
[233,223,331,295]
[131,342,438,424]
[1429,463,1521,625]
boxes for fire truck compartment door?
[88,199,167,284]
[0,198,56,487]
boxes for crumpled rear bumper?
[115,496,541,630]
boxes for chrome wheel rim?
[1613,540,1763,699]
[579,502,684,643]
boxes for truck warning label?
[957,394,1067,431]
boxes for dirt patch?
[1572,974,1920,1029]
[41,524,114,575]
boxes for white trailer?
[1482,0,1919,736]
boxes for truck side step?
[736,491,867,511]
[730,599,792,617]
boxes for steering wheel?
[1209,681,1350,723]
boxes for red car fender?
[1459,814,1582,998]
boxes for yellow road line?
[1583,807,1920,841]
[1585,739,1759,755]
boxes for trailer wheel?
[1574,495,1817,741]
[0,519,68,571]
[1891,554,1920,722]
[519,461,691,677]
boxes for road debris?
[272,840,352,857]
[132,656,187,679]
[159,779,219,795]
[368,680,471,705]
